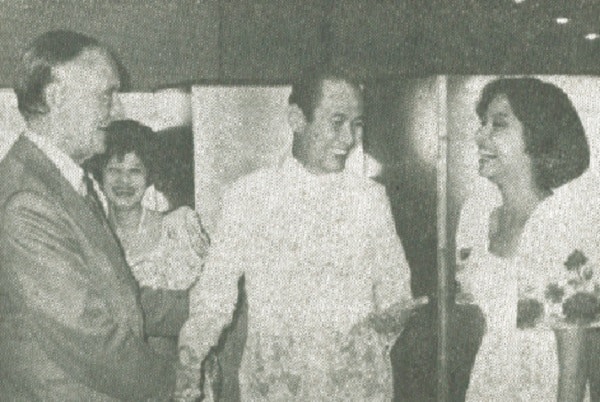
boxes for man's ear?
[44,80,67,112]
[288,104,307,134]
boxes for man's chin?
[303,158,346,174]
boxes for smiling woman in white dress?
[456,78,600,401]
[85,120,210,358]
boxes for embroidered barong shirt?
[178,156,412,401]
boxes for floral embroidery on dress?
[329,319,393,400]
[459,247,472,261]
[516,298,544,329]
[543,249,600,327]
[247,335,302,399]
[517,249,600,329]
[243,323,394,401]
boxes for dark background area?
[365,78,439,298]
[0,0,598,90]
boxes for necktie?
[82,173,106,223]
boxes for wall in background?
[192,85,293,233]
[365,78,439,297]
[0,90,188,157]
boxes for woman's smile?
[111,186,137,197]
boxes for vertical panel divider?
[436,75,449,402]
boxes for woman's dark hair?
[476,78,589,190]
[84,119,158,186]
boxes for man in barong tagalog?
[176,65,417,401]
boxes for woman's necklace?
[135,207,147,236]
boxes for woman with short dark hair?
[86,119,210,354]
[456,78,599,400]
[475,77,589,192]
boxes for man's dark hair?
[14,30,101,121]
[476,78,589,190]
[288,64,362,122]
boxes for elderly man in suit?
[0,30,187,401]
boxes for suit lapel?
[11,137,139,291]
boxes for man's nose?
[115,172,128,184]
[112,170,131,184]
[474,125,489,147]
[340,123,356,148]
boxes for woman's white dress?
[122,206,210,360]
[456,176,600,401]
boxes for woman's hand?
[182,208,210,257]
[162,207,210,259]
